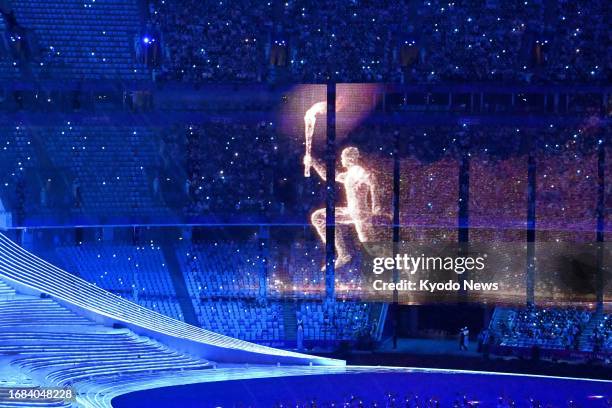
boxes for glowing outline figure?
[305,146,381,269]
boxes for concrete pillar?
[325,83,336,300]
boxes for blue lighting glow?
[0,233,343,367]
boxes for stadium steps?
[488,307,514,335]
[162,243,199,326]
[0,281,213,401]
[0,297,97,328]
[282,301,297,342]
[578,310,604,351]
[0,280,16,300]
[28,130,71,218]
[368,303,385,341]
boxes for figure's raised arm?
[305,156,327,181]
[303,101,327,177]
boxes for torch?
[304,126,312,177]
[304,101,325,177]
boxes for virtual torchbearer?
[303,103,381,269]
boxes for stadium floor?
[112,366,611,407]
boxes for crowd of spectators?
[2,121,605,239]
[144,0,608,84]
[1,0,607,84]
[493,306,591,350]
[269,393,564,408]
[269,240,325,298]
[590,314,612,353]
[179,241,262,298]
[534,126,601,233]
[298,300,373,342]
[410,0,607,84]
[147,0,268,82]
[182,121,320,220]
[194,299,284,342]
[178,122,606,238]
[282,1,406,83]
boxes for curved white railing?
[0,233,343,366]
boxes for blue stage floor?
[111,366,611,407]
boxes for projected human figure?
[304,146,380,269]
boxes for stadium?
[0,0,610,406]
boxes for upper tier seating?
[39,124,168,218]
[0,125,38,212]
[5,0,148,80]
[149,0,606,84]
[0,14,21,80]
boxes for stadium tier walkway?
[161,244,199,326]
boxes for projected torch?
[303,101,326,177]
[304,130,312,177]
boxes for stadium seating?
[146,0,607,84]
[268,241,325,299]
[178,242,261,298]
[0,0,606,84]
[176,242,283,342]
[148,0,266,82]
[175,241,374,343]
[0,121,603,232]
[38,124,168,218]
[490,306,591,350]
[193,299,283,342]
[0,125,37,212]
[0,16,21,80]
[7,0,148,80]
[587,313,612,353]
[56,243,183,321]
[299,301,371,341]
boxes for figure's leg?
[354,210,382,243]
[312,208,354,269]
[354,217,368,243]
[334,208,354,269]
[310,208,326,244]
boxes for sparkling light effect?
[306,146,382,269]
[303,101,327,177]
